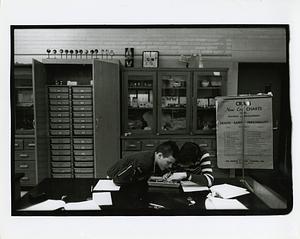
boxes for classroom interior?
[12,26,292,214]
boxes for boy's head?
[154,141,179,171]
[178,142,200,166]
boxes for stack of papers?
[210,183,250,199]
[205,196,248,210]
[92,192,113,206]
[93,179,120,191]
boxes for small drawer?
[51,138,71,144]
[73,112,93,118]
[19,172,36,186]
[15,151,35,161]
[49,93,69,99]
[73,106,93,111]
[50,130,70,136]
[50,112,70,118]
[50,118,70,123]
[74,161,94,167]
[123,140,142,151]
[73,144,93,150]
[73,138,93,144]
[51,150,71,156]
[14,139,23,150]
[73,118,93,123]
[74,156,93,161]
[52,173,72,178]
[51,162,71,167]
[51,156,71,161]
[74,173,94,178]
[49,106,70,111]
[51,144,71,150]
[73,124,93,129]
[50,123,70,129]
[24,139,35,149]
[72,100,92,105]
[52,168,72,173]
[73,130,93,136]
[73,150,93,156]
[142,140,158,151]
[15,161,36,170]
[48,86,69,93]
[49,99,69,105]
[74,168,94,173]
[72,94,92,99]
[72,87,92,93]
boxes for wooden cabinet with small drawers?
[48,85,94,178]
[13,60,120,185]
[14,137,36,186]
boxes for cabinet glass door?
[14,65,34,135]
[124,71,156,135]
[193,71,225,133]
[158,72,190,134]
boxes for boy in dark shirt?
[107,141,179,186]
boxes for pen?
[149,203,165,209]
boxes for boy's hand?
[166,172,187,181]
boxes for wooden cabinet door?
[93,60,120,177]
[32,59,50,182]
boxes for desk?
[13,178,274,216]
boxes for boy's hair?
[178,142,200,165]
[155,141,179,159]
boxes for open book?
[20,199,101,211]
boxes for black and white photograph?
[1,1,300,239]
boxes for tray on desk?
[147,176,180,188]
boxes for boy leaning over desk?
[107,141,180,186]
[164,142,214,187]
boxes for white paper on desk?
[64,200,101,210]
[19,199,66,211]
[93,179,120,191]
[180,181,209,192]
[92,192,112,206]
[205,197,248,210]
[210,183,250,199]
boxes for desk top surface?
[13,178,277,216]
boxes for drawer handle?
[28,143,35,147]
[145,144,154,147]
[199,144,208,147]
[21,177,29,181]
[128,144,137,147]
[19,164,29,168]
[19,154,29,158]
[14,143,19,147]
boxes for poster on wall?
[216,95,273,169]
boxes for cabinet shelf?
[161,107,186,110]
[128,87,153,90]
[198,86,221,90]
[128,107,153,110]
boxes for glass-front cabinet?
[123,71,156,135]
[158,71,190,134]
[123,68,226,136]
[14,64,34,135]
[193,70,226,134]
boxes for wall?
[13,27,287,95]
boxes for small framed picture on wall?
[142,51,159,68]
